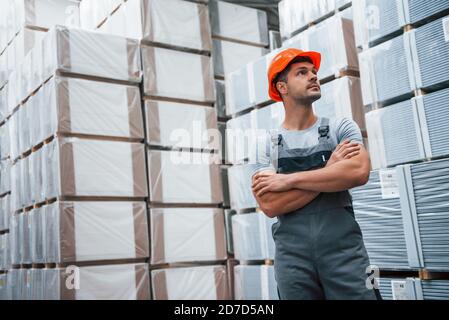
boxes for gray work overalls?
[270,117,380,300]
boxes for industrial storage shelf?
[141,95,215,108]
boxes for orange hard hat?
[268,48,321,102]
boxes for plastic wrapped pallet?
[33,76,144,143]
[40,26,141,87]
[141,0,211,51]
[215,80,227,119]
[0,28,46,88]
[313,76,366,132]
[409,15,449,90]
[0,0,79,37]
[0,161,11,195]
[43,263,150,300]
[352,0,406,49]
[43,138,147,199]
[252,102,285,133]
[19,212,32,265]
[151,265,230,300]
[0,233,9,270]
[225,51,278,116]
[100,0,212,52]
[399,158,449,270]
[358,33,416,106]
[142,46,215,104]
[225,112,255,164]
[147,150,223,205]
[232,213,275,261]
[284,14,358,80]
[0,195,11,231]
[213,39,267,78]
[234,265,278,300]
[80,0,121,30]
[224,209,235,255]
[19,268,44,300]
[414,88,449,159]
[150,208,227,265]
[209,0,268,46]
[365,99,425,169]
[403,0,449,25]
[279,0,336,40]
[43,201,148,264]
[6,269,26,300]
[420,280,449,300]
[227,164,258,211]
[0,86,8,122]
[351,170,411,269]
[145,100,219,150]
[0,273,8,300]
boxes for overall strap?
[269,129,281,173]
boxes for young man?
[251,48,379,300]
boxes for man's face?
[278,61,321,104]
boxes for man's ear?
[276,81,287,97]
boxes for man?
[251,48,379,300]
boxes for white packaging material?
[44,201,149,264]
[145,100,218,150]
[232,212,276,261]
[209,0,268,46]
[142,45,215,103]
[150,208,227,264]
[151,265,230,300]
[147,150,223,205]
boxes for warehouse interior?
[0,0,449,300]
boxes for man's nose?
[309,71,318,82]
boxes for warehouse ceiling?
[221,0,282,31]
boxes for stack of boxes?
[4,24,150,300]
[351,0,449,299]
[222,0,363,300]
[78,0,230,300]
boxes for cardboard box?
[43,138,147,199]
[43,263,150,300]
[145,100,218,150]
[150,208,227,265]
[151,265,230,300]
[43,201,149,264]
[142,45,215,103]
[209,0,268,46]
[147,150,223,205]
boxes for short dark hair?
[272,56,313,95]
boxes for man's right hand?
[326,140,361,167]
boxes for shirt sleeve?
[336,117,364,146]
[251,130,276,178]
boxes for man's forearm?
[256,189,320,218]
[288,158,369,192]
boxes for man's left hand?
[252,172,294,197]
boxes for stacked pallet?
[78,0,230,300]
[0,13,152,299]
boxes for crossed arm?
[252,141,371,218]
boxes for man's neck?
[282,100,317,131]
